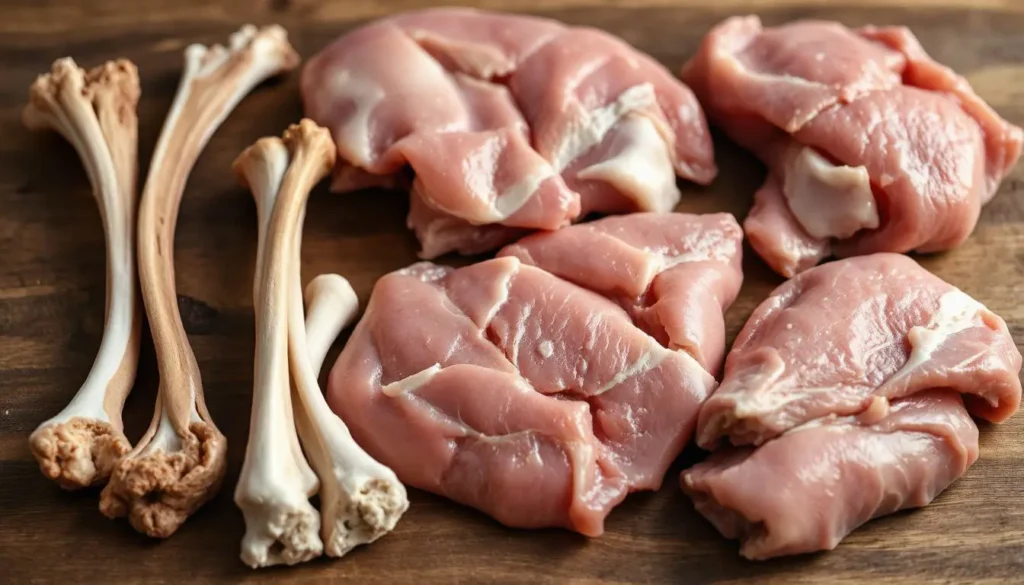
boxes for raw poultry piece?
[683,253,1022,559]
[302,7,716,258]
[683,16,1023,277]
[232,120,407,568]
[326,213,742,536]
[24,59,142,489]
[684,390,979,560]
[100,25,300,539]
[498,212,743,375]
[697,253,1021,447]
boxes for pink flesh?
[499,212,743,375]
[683,16,1023,275]
[696,253,1022,449]
[743,175,831,278]
[302,7,715,258]
[401,125,581,230]
[327,213,742,535]
[683,253,1020,559]
[682,389,980,560]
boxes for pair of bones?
[24,25,406,568]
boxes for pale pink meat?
[499,212,743,375]
[302,7,715,258]
[697,253,1021,448]
[682,253,1021,559]
[326,213,742,535]
[683,390,980,560]
[743,176,831,277]
[683,16,1023,276]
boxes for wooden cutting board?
[2,1,1022,583]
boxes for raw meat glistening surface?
[682,253,1022,559]
[302,8,716,258]
[683,16,1023,277]
[326,213,742,536]
[499,212,743,376]
[684,390,979,560]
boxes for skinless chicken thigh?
[302,7,716,258]
[326,213,742,536]
[683,253,1022,559]
[683,17,1022,276]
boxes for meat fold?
[302,7,715,258]
[499,212,743,375]
[683,253,1021,559]
[683,390,979,560]
[326,213,742,536]
[696,253,1021,449]
[683,16,1023,277]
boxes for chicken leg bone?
[232,119,335,567]
[24,58,142,489]
[100,25,300,538]
[297,273,409,557]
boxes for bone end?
[283,118,337,174]
[232,136,289,190]
[24,57,141,140]
[237,498,324,568]
[99,422,227,538]
[325,478,409,558]
[29,418,131,490]
[23,58,85,130]
[85,59,141,117]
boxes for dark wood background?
[2,1,1023,583]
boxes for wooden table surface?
[2,1,1023,583]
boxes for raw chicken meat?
[683,16,1023,277]
[499,212,743,375]
[326,213,743,536]
[698,253,1021,447]
[682,253,1022,559]
[302,7,716,258]
[684,390,979,560]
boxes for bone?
[99,25,300,539]
[24,58,142,489]
[295,272,409,557]
[232,120,336,568]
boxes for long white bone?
[99,25,300,539]
[24,58,142,489]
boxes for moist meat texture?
[302,8,716,258]
[326,213,742,536]
[683,16,1023,277]
[682,253,1022,560]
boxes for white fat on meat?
[324,69,386,166]
[550,83,658,170]
[783,146,879,240]
[888,289,989,381]
[381,364,443,397]
[649,247,731,273]
[577,114,680,213]
[537,340,555,359]
[492,170,556,220]
[451,143,557,222]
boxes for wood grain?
[1,1,1023,583]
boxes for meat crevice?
[302,8,717,258]
[683,254,1021,559]
[327,212,743,535]
[683,16,1022,276]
